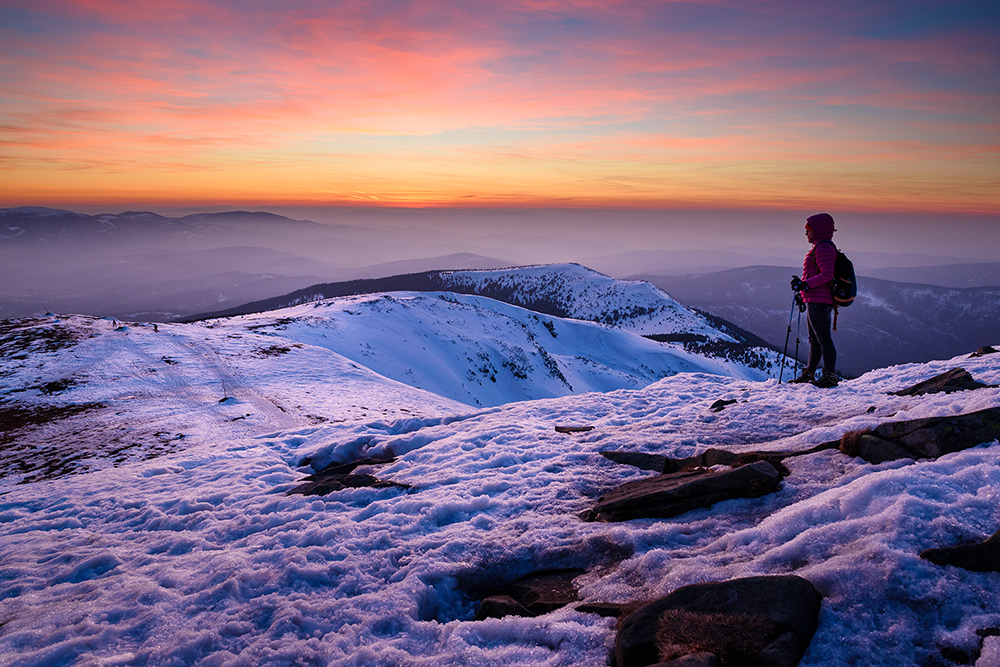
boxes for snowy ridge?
[195,263,779,375]
[1,316,999,665]
[437,263,729,338]
[228,290,765,408]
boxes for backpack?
[818,240,857,308]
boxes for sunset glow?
[2,0,998,212]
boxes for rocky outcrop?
[555,424,595,433]
[615,575,822,667]
[599,445,837,476]
[921,530,1000,572]
[289,457,409,496]
[581,461,782,522]
[837,406,1000,464]
[476,569,584,619]
[890,367,995,396]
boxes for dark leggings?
[805,303,836,374]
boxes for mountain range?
[4,206,998,378]
[0,206,510,321]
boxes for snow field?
[1,342,999,665]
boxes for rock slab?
[583,461,781,522]
[921,530,1000,572]
[476,569,584,619]
[839,406,1000,463]
[289,457,409,496]
[615,575,822,667]
[891,367,994,396]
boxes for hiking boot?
[812,371,841,388]
[788,370,815,384]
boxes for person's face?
[805,224,817,244]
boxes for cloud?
[1,0,997,211]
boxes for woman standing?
[790,213,841,387]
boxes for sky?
[1,0,998,215]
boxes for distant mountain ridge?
[0,206,511,321]
[0,206,321,242]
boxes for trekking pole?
[778,293,797,383]
[793,294,805,376]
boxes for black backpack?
[818,240,857,308]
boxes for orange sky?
[1,0,998,213]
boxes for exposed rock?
[601,451,671,473]
[838,406,1000,463]
[653,653,718,667]
[475,569,584,620]
[970,346,998,358]
[556,425,595,433]
[890,367,994,396]
[582,461,781,522]
[615,576,822,667]
[509,570,583,614]
[289,456,409,496]
[600,443,835,477]
[920,530,1000,572]
[708,399,737,412]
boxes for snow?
[437,263,730,338]
[1,300,999,666]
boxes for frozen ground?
[0,305,998,666]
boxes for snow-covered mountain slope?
[227,290,770,407]
[192,263,779,376]
[0,314,469,489]
[200,263,730,339]
[1,329,998,665]
[0,296,778,486]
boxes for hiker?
[789,213,841,387]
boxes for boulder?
[615,576,822,667]
[288,456,409,496]
[839,406,1000,463]
[890,367,994,396]
[601,451,672,473]
[582,461,782,522]
[970,346,998,358]
[921,530,1000,572]
[475,569,584,620]
[289,473,409,496]
[601,443,837,477]
[653,653,718,667]
[556,425,595,433]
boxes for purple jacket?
[801,240,836,304]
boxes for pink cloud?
[1,1,997,211]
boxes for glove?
[790,276,807,292]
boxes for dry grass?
[655,608,779,666]
[838,428,872,457]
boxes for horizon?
[4,203,999,267]
[2,1,998,215]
